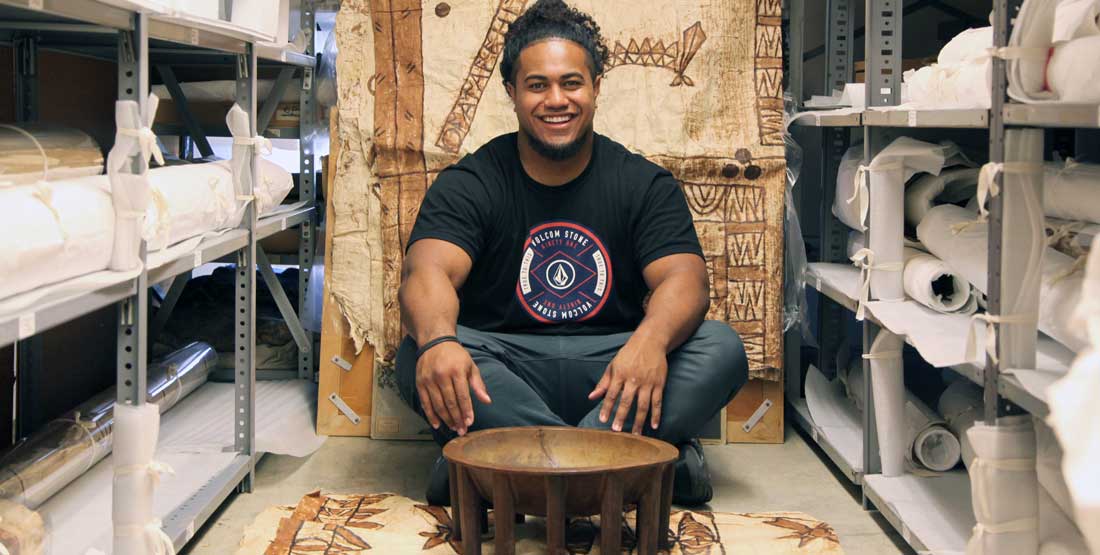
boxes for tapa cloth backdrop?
[331,0,786,437]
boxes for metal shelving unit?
[1,1,322,551]
[787,0,1092,552]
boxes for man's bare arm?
[589,253,709,433]
[399,239,490,435]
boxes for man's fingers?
[426,383,453,431]
[612,383,638,432]
[632,388,652,435]
[438,381,466,435]
[417,386,440,429]
[588,369,611,400]
[599,376,624,423]
[650,388,663,430]
[469,364,492,405]
[452,372,474,428]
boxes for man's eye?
[564,81,582,88]
[530,83,546,91]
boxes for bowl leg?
[493,474,515,555]
[457,466,483,555]
[600,474,623,555]
[545,475,566,555]
[658,463,675,550]
[636,475,662,555]
[449,462,462,542]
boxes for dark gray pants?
[395,320,748,447]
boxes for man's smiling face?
[507,38,600,161]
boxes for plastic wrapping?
[0,124,103,185]
[782,104,813,344]
[0,343,215,510]
[966,416,1040,555]
[317,28,339,110]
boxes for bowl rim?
[442,426,679,475]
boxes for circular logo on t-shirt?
[516,221,612,323]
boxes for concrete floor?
[183,421,913,554]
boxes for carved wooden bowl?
[443,427,679,555]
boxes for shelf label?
[29,0,44,9]
[18,313,35,340]
[281,218,288,231]
[194,252,203,269]
[907,111,917,127]
[189,29,200,46]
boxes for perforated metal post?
[235,44,258,492]
[298,1,318,380]
[14,34,38,123]
[117,13,150,407]
[786,0,804,109]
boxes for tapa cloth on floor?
[237,492,845,555]
[329,1,789,441]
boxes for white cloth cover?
[917,204,1088,354]
[1047,243,1100,553]
[845,362,963,472]
[230,0,281,41]
[867,329,907,476]
[143,163,235,251]
[107,95,162,271]
[1039,485,1091,555]
[1034,418,1077,526]
[112,403,174,555]
[1048,35,1100,103]
[1053,0,1100,42]
[1008,0,1061,103]
[1044,160,1100,225]
[905,167,982,229]
[0,176,114,300]
[938,378,984,469]
[833,145,867,231]
[904,27,993,109]
[171,0,218,19]
[849,231,978,314]
[965,415,1039,555]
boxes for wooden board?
[725,378,784,444]
[317,108,373,436]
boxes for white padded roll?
[850,231,978,314]
[833,145,867,231]
[112,402,163,555]
[1048,36,1100,103]
[869,166,906,301]
[904,167,981,228]
[868,329,907,476]
[1039,485,1091,555]
[966,416,1039,555]
[1008,0,1061,103]
[143,162,236,251]
[1044,160,1100,225]
[938,378,984,469]
[1052,0,1100,41]
[112,403,159,467]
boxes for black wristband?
[416,335,460,359]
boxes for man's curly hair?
[500,0,610,85]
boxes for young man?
[396,0,747,506]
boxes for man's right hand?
[415,341,492,436]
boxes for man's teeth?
[541,115,572,123]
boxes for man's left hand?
[588,338,668,434]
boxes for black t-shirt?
[408,132,703,335]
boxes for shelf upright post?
[298,0,318,381]
[860,0,901,499]
[235,43,259,492]
[14,33,38,123]
[816,0,854,382]
[784,0,806,401]
[116,12,150,407]
[985,0,1009,425]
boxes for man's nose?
[544,85,569,108]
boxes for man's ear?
[505,81,516,104]
[593,75,601,99]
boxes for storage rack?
[785,0,1097,552]
[0,0,322,550]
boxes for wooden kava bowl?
[443,426,679,555]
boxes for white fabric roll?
[143,163,236,251]
[107,95,162,271]
[938,378,984,469]
[868,329,907,476]
[1034,418,1077,525]
[917,205,1088,353]
[1008,0,1061,103]
[849,232,978,315]
[1000,131,1047,368]
[112,471,155,526]
[1047,244,1100,553]
[1039,485,1091,555]
[230,0,281,41]
[0,176,114,300]
[905,167,981,228]
[833,145,867,231]
[1044,160,1100,225]
[869,166,906,301]
[226,104,257,227]
[112,403,159,468]
[1053,0,1100,42]
[965,415,1039,555]
[940,27,995,65]
[903,27,994,109]
[112,402,170,555]
[1048,35,1100,103]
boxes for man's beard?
[521,123,592,161]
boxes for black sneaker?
[426,455,451,506]
[672,438,713,506]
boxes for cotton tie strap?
[848,165,871,230]
[116,460,176,487]
[233,135,273,156]
[987,46,1049,60]
[969,456,1038,541]
[973,161,1043,221]
[118,126,166,167]
[850,248,904,321]
[863,350,902,360]
[966,313,1038,365]
[116,519,175,555]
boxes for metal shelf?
[1004,103,1100,129]
[164,453,256,551]
[147,230,250,285]
[791,109,863,127]
[789,398,863,484]
[0,276,137,348]
[999,369,1054,418]
[257,205,315,240]
[153,123,301,139]
[863,108,989,129]
[862,472,975,554]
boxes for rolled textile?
[1045,217,1097,259]
[1034,418,1077,528]
[0,499,45,555]
[226,104,269,226]
[1044,160,1100,225]
[0,175,114,301]
[904,167,981,229]
[1048,35,1100,103]
[107,95,163,271]
[0,124,103,185]
[833,145,867,231]
[965,415,1039,555]
[939,27,995,65]
[112,403,173,555]
[1039,485,1091,555]
[1053,0,1100,42]
[917,205,1087,353]
[849,231,979,315]
[867,329,907,476]
[143,162,236,251]
[845,361,963,472]
[0,343,215,509]
[938,378,984,469]
[903,44,993,108]
[1047,244,1100,553]
[1007,0,1061,103]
